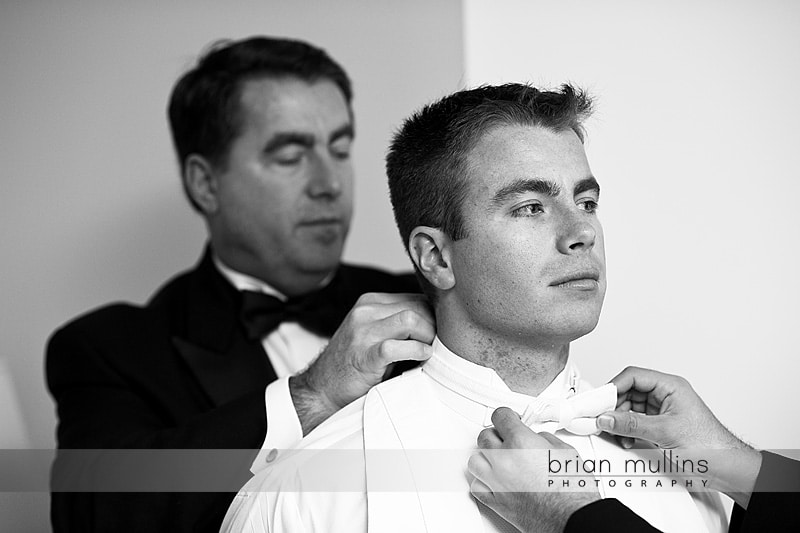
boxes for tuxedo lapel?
[171,336,272,407]
[363,370,484,533]
[171,247,276,407]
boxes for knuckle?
[624,414,639,434]
[376,340,395,362]
[396,309,418,329]
[349,304,376,324]
[356,292,379,305]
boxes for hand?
[290,292,435,434]
[598,366,742,449]
[468,407,600,533]
[597,366,761,507]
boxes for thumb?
[596,411,664,445]
[491,407,526,438]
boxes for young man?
[46,37,432,532]
[222,84,727,532]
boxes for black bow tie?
[239,287,344,341]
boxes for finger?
[392,307,436,338]
[467,451,491,478]
[609,366,677,406]
[358,298,435,327]
[537,431,573,450]
[616,436,636,449]
[355,292,430,306]
[372,307,437,342]
[469,477,495,506]
[375,339,434,365]
[623,390,651,404]
[490,407,525,437]
[477,427,502,450]
[596,411,664,444]
[617,392,669,414]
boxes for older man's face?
[210,77,354,294]
[449,124,606,345]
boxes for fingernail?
[597,415,614,431]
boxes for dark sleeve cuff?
[565,498,662,533]
[729,451,800,532]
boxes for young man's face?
[448,124,606,345]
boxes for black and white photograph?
[1,1,798,531]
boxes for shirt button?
[266,448,278,463]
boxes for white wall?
[0,1,463,529]
[465,0,800,448]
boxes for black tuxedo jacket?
[46,248,419,532]
[565,451,800,533]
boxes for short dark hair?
[386,83,592,296]
[168,36,352,210]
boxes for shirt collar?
[212,253,336,303]
[421,336,580,427]
[212,254,288,301]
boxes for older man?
[46,36,432,532]
[222,83,727,532]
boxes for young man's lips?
[550,271,601,289]
[553,279,599,290]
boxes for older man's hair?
[386,83,592,297]
[168,36,352,211]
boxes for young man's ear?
[408,226,455,291]
[183,154,220,215]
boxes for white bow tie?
[517,383,617,435]
[422,350,617,436]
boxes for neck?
[212,243,332,298]
[436,311,570,397]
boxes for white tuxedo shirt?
[222,337,727,533]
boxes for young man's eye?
[579,199,599,213]
[512,203,544,217]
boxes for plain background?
[2,0,799,531]
[0,0,463,530]
[464,0,800,449]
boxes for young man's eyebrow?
[573,176,600,197]
[490,178,561,207]
[263,132,315,153]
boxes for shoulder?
[48,302,150,349]
[337,263,420,294]
[49,270,187,341]
[45,264,200,370]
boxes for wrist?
[289,372,338,436]
[711,447,761,509]
[543,493,600,533]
